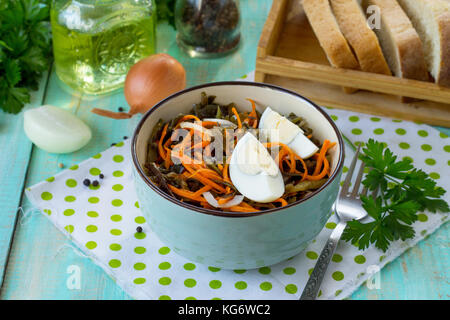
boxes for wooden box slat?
[255,0,450,127]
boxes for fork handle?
[299,221,347,300]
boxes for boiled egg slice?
[229,132,284,203]
[258,107,319,159]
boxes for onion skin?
[91,54,186,119]
[91,108,132,119]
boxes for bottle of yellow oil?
[51,0,156,95]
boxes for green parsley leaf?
[0,0,51,114]
[4,59,21,86]
[3,86,31,114]
[342,139,449,252]
[155,0,176,28]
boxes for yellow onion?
[92,54,186,119]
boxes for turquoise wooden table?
[0,0,448,300]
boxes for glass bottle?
[175,0,241,58]
[50,0,157,95]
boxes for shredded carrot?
[265,142,309,181]
[176,115,201,127]
[201,202,214,209]
[240,202,256,209]
[308,157,330,180]
[287,149,296,173]
[171,129,193,155]
[188,168,222,180]
[182,170,226,193]
[168,184,204,202]
[293,153,309,181]
[201,121,218,128]
[246,98,258,128]
[190,140,211,150]
[164,146,172,169]
[313,140,329,175]
[164,136,172,149]
[204,143,212,158]
[274,198,288,207]
[228,205,260,213]
[231,107,242,128]
[312,140,335,177]
[275,147,288,167]
[151,100,337,214]
[193,185,213,198]
[223,163,231,183]
[158,123,169,160]
[217,195,234,205]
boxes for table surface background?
[0,0,448,300]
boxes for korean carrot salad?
[144,92,336,213]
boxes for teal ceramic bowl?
[132,82,344,269]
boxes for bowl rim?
[131,81,345,218]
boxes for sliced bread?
[397,0,450,87]
[302,0,360,71]
[361,0,429,83]
[330,0,392,76]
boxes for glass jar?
[50,0,157,95]
[175,0,241,58]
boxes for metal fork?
[300,145,371,300]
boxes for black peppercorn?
[111,142,116,146]
[118,107,124,112]
[83,179,91,186]
[99,173,104,179]
[136,226,143,233]
[92,180,99,187]
[123,136,128,140]
[178,0,240,54]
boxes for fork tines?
[340,145,368,198]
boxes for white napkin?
[26,73,449,300]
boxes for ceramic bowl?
[132,82,344,269]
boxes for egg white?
[229,132,285,203]
[259,107,319,159]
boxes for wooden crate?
[255,0,450,127]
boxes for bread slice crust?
[362,0,429,82]
[397,0,450,87]
[330,0,391,76]
[438,15,450,86]
[302,0,359,70]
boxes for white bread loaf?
[361,0,429,83]
[302,0,360,71]
[397,0,450,87]
[330,0,391,76]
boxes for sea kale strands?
[342,139,449,252]
[0,0,52,114]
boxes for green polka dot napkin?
[25,73,449,300]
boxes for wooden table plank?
[1,0,448,300]
[351,223,449,299]
[0,71,136,299]
[0,72,49,287]
[0,1,272,299]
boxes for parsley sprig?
[0,0,175,114]
[155,0,176,28]
[0,0,51,114]
[341,139,449,252]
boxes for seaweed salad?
[144,92,336,213]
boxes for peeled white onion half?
[24,105,92,154]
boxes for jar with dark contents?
[175,0,241,58]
